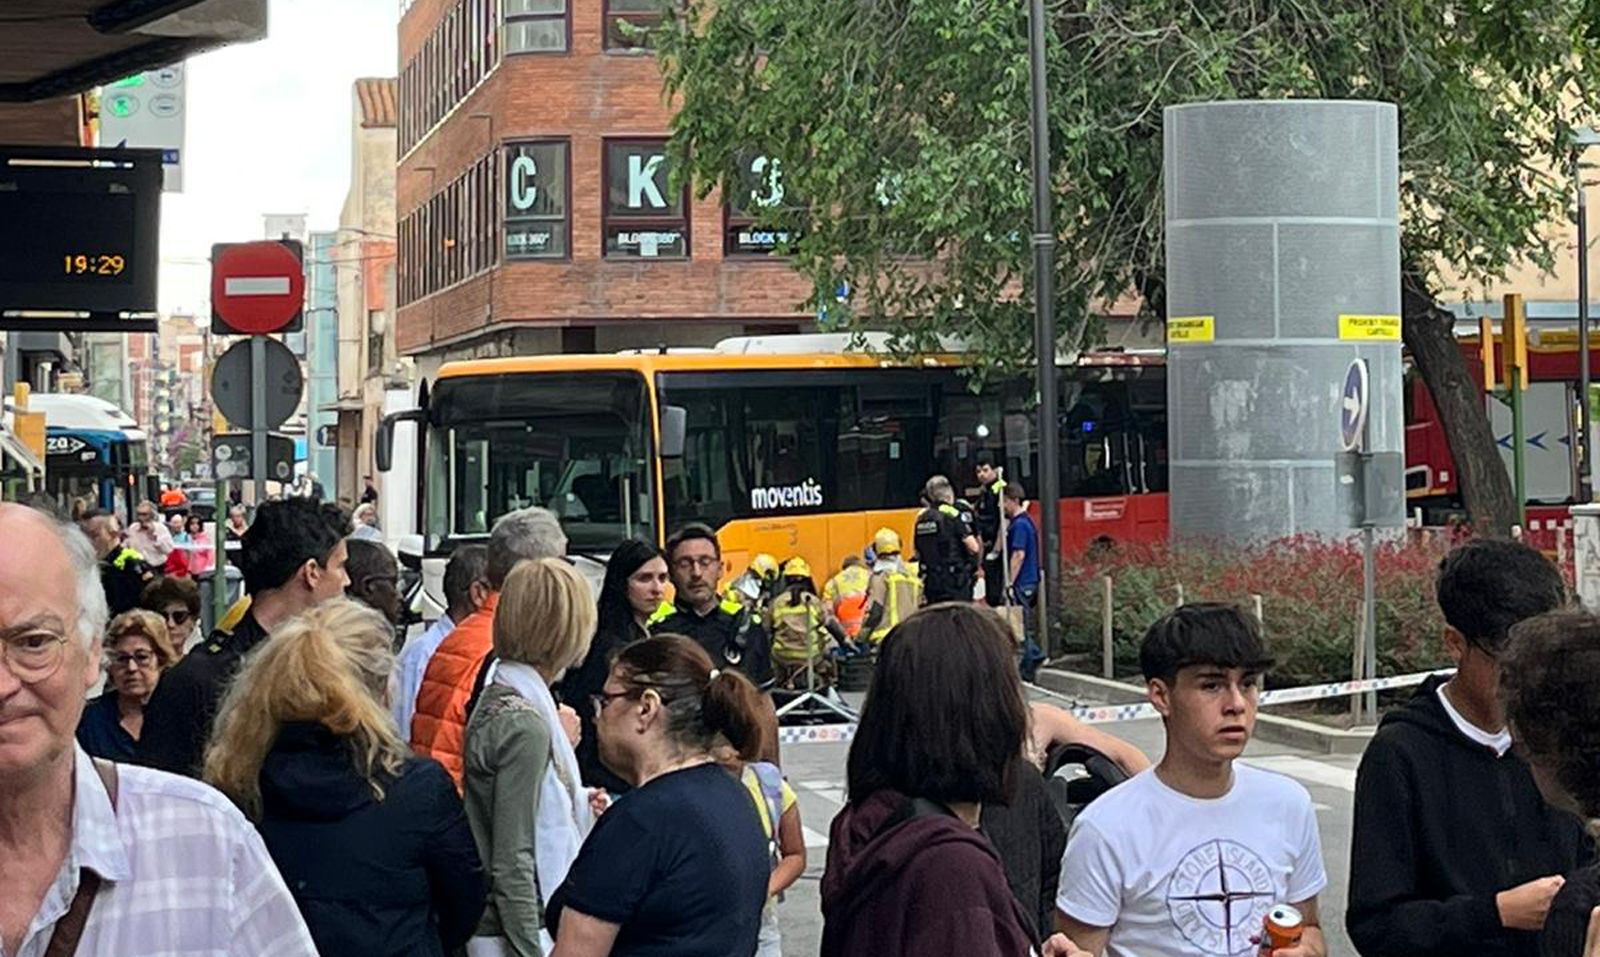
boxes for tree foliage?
[658,0,1600,531]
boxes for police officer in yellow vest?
[973,452,1008,607]
[863,528,924,645]
[767,558,846,689]
[913,475,982,603]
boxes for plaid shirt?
[9,745,316,957]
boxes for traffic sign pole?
[251,336,267,501]
[1361,392,1377,721]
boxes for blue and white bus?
[27,394,154,523]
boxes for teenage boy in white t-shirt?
[1053,603,1328,957]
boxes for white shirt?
[1435,683,1513,757]
[392,614,456,734]
[9,745,316,957]
[123,521,174,565]
[1057,764,1328,957]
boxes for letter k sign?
[628,154,667,208]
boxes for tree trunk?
[1401,271,1517,537]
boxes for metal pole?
[1361,523,1377,719]
[1579,154,1592,502]
[1027,0,1062,658]
[250,336,267,504]
[1512,365,1527,526]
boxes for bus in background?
[1404,328,1599,548]
[380,334,1170,611]
[24,393,155,524]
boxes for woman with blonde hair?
[76,609,178,761]
[204,598,485,957]
[464,557,597,957]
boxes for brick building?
[395,0,812,374]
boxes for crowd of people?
[13,482,1600,957]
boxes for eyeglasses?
[135,512,154,522]
[110,649,157,669]
[0,631,69,684]
[672,556,719,572]
[591,689,639,717]
[163,609,192,627]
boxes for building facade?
[395,0,812,375]
[328,79,403,505]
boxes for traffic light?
[1502,294,1529,391]
[1478,317,1498,392]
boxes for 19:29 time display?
[62,254,127,277]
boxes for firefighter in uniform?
[822,555,872,643]
[913,474,982,603]
[973,452,1007,606]
[767,558,847,690]
[863,528,924,645]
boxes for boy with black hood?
[1346,538,1587,957]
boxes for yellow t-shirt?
[741,764,797,839]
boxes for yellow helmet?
[873,527,902,556]
[749,553,780,580]
[782,557,812,580]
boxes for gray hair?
[11,508,114,651]
[485,506,568,589]
[924,474,955,505]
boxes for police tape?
[775,667,1456,744]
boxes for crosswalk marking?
[802,825,831,849]
[1244,755,1357,792]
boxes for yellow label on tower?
[1167,316,1215,343]
[1338,314,1401,341]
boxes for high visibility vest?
[823,565,872,638]
[769,592,828,664]
[868,562,923,644]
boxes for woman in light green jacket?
[463,558,597,957]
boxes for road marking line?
[803,825,830,849]
[1244,755,1357,792]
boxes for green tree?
[659,0,1600,535]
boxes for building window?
[398,151,499,306]
[399,0,502,154]
[603,140,688,259]
[604,0,664,51]
[504,141,569,260]
[505,0,567,54]
[724,152,793,256]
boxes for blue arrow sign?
[1340,359,1370,452]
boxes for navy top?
[548,762,769,957]
[76,692,138,762]
[1007,513,1041,591]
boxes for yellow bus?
[378,334,1168,604]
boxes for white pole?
[1101,574,1114,678]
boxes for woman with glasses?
[141,575,204,652]
[76,609,177,761]
[545,635,771,957]
[464,558,597,957]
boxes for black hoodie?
[1346,676,1587,957]
[256,722,486,957]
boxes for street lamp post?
[1576,127,1600,503]
[1027,0,1062,658]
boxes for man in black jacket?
[651,523,774,690]
[138,498,350,776]
[1346,538,1586,957]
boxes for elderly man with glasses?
[0,503,316,957]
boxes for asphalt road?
[770,690,1361,956]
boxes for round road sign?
[1340,359,1370,453]
[211,338,304,430]
[211,241,305,335]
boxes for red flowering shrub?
[1056,533,1455,687]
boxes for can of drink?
[1259,904,1303,955]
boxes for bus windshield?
[425,372,655,555]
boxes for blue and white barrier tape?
[776,667,1455,744]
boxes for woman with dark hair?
[821,602,1065,956]
[1499,609,1600,957]
[546,635,771,957]
[557,539,667,793]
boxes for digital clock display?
[0,146,160,321]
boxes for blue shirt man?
[1004,483,1044,680]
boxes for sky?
[156,0,398,315]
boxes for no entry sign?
[211,240,304,335]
